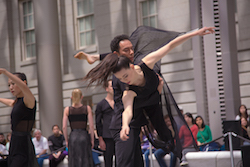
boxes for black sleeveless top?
[11,97,36,132]
[128,62,160,109]
[68,105,88,130]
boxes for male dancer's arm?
[74,51,109,64]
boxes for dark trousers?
[49,152,66,167]
[103,138,116,167]
[111,128,143,167]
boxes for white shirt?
[0,144,8,159]
[32,136,49,155]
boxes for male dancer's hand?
[98,137,106,151]
[73,51,99,64]
[120,125,130,141]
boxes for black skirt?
[8,131,39,167]
[68,129,93,167]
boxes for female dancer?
[0,68,38,167]
[84,26,214,141]
[62,89,94,167]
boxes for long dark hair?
[195,115,205,129]
[239,104,248,119]
[84,53,131,88]
[184,112,195,124]
[12,72,27,106]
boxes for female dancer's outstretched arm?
[142,27,215,69]
[0,98,14,107]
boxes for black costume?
[8,97,39,167]
[67,105,93,167]
[96,99,115,167]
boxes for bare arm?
[0,98,14,107]
[37,149,47,157]
[142,27,215,69]
[62,107,69,147]
[120,90,137,141]
[0,68,35,109]
[87,105,94,149]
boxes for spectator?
[195,116,212,146]
[5,133,11,152]
[48,125,66,167]
[92,130,102,167]
[95,79,116,167]
[235,104,249,121]
[62,89,94,167]
[0,143,8,158]
[140,127,156,167]
[0,133,6,146]
[0,143,8,167]
[241,117,250,145]
[179,112,198,166]
[154,115,176,167]
[32,129,49,167]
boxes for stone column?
[190,0,209,124]
[218,0,240,120]
[34,0,63,137]
[202,0,240,138]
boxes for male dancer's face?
[115,39,134,62]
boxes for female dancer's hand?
[0,68,7,75]
[197,27,215,36]
[120,125,130,141]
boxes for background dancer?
[62,89,94,167]
[0,69,39,167]
[95,80,116,167]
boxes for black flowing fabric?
[129,26,198,159]
[130,26,182,73]
[161,76,199,159]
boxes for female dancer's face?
[8,78,22,97]
[114,65,134,85]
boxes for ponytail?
[84,53,119,87]
[84,53,132,88]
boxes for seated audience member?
[92,130,101,167]
[0,133,6,146]
[32,129,49,167]
[241,117,250,145]
[179,112,198,166]
[235,104,249,121]
[0,143,8,167]
[5,132,11,152]
[140,127,156,167]
[48,125,66,167]
[195,116,212,148]
[154,115,176,167]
